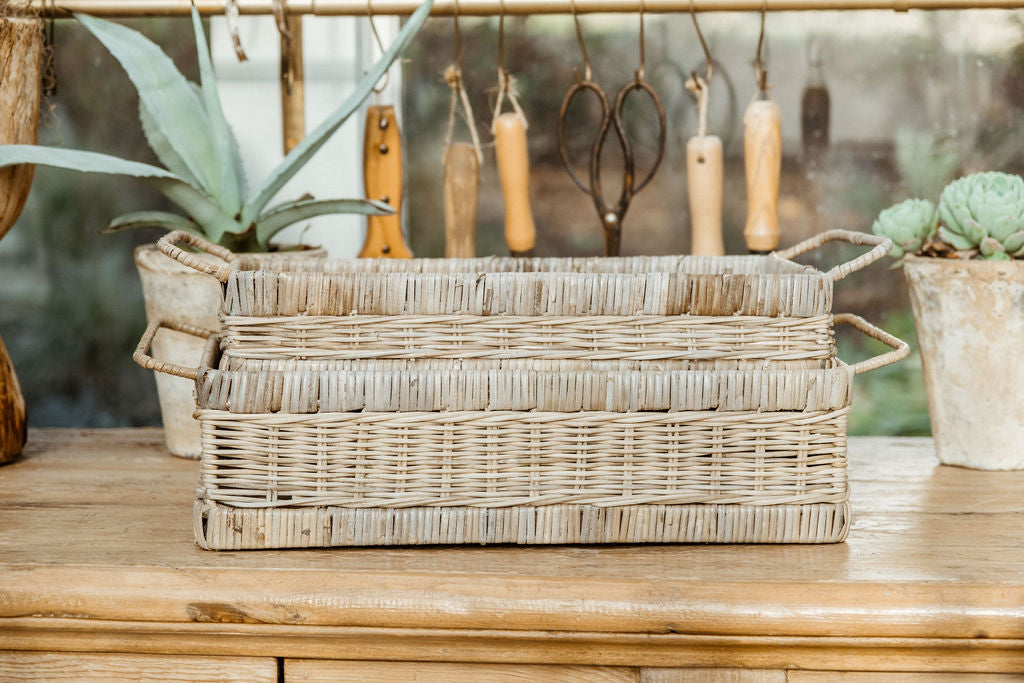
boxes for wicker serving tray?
[137,314,907,549]
[155,231,891,364]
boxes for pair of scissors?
[556,0,667,257]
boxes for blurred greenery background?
[2,10,1024,434]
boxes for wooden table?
[0,429,1022,682]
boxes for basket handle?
[133,319,214,381]
[834,313,909,375]
[774,230,893,283]
[157,230,235,283]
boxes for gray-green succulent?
[0,0,433,252]
[871,198,938,260]
[938,172,1024,261]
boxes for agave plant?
[871,198,938,262]
[938,172,1024,261]
[0,0,433,252]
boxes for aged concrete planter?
[904,256,1024,470]
[136,243,324,458]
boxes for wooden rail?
[26,0,1024,17]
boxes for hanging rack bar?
[26,0,1024,17]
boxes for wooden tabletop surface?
[1,429,1022,671]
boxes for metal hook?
[635,0,645,83]
[367,0,390,97]
[753,0,768,93]
[690,0,713,85]
[568,0,592,83]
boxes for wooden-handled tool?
[494,112,536,257]
[443,142,479,258]
[360,104,412,258]
[0,335,26,464]
[687,135,724,256]
[743,96,782,254]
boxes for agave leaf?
[240,0,434,226]
[190,7,244,213]
[255,197,392,244]
[0,145,241,242]
[74,13,222,203]
[139,100,199,187]
[102,210,202,234]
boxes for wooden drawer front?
[787,675,1024,682]
[0,652,277,682]
[286,659,638,682]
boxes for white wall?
[211,14,401,257]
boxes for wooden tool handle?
[443,143,479,259]
[0,334,26,464]
[360,105,412,258]
[743,98,782,253]
[494,113,536,257]
[687,135,724,256]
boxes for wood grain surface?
[287,659,638,682]
[0,430,1023,672]
[0,651,276,682]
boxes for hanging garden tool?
[800,37,830,169]
[492,1,536,258]
[443,0,483,258]
[743,4,782,254]
[360,1,412,258]
[684,2,723,256]
[0,8,40,463]
[557,0,666,257]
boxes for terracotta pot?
[904,256,1024,470]
[135,243,325,458]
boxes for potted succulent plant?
[0,1,434,457]
[872,171,1024,470]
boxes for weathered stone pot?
[135,243,325,458]
[904,255,1024,470]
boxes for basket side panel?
[195,502,850,549]
[195,409,849,510]
[224,271,832,318]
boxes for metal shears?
[556,0,667,257]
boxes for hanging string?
[684,0,713,138]
[635,0,646,82]
[39,0,57,95]
[443,0,483,163]
[491,0,527,133]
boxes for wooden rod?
[28,0,1024,17]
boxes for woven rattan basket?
[154,230,891,364]
[136,313,907,549]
